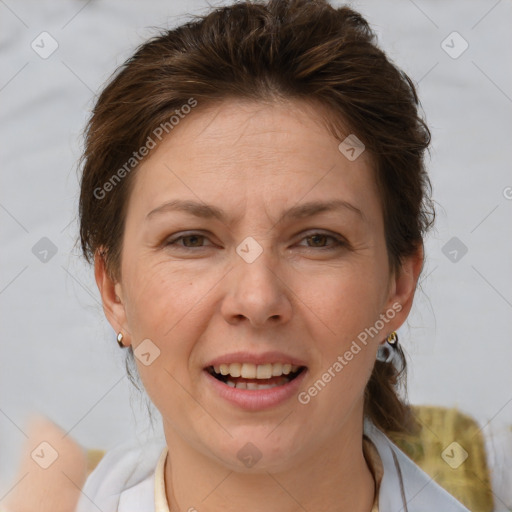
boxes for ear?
[94,249,131,345]
[383,243,424,331]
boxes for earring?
[376,331,398,363]
[117,332,126,348]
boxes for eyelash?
[165,231,346,251]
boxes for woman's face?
[98,99,420,472]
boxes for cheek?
[306,263,387,339]
[120,262,211,417]
[124,259,198,330]
[295,260,387,412]
[123,270,238,444]
[122,259,217,375]
[296,273,380,433]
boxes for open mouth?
[206,363,307,390]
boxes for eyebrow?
[146,198,366,224]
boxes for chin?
[206,430,306,474]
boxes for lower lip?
[203,368,308,411]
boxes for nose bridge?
[234,233,279,297]
[222,233,292,326]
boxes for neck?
[162,415,375,512]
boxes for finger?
[0,414,87,512]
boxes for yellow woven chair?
[388,405,494,512]
[86,405,494,511]
[86,449,106,478]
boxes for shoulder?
[75,436,165,512]
[364,419,470,512]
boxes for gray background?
[1,0,511,504]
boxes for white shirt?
[75,419,470,512]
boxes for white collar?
[154,445,170,512]
[87,419,469,512]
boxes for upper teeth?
[213,363,300,379]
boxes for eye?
[297,232,346,250]
[165,232,213,249]
[164,231,346,251]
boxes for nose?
[220,245,293,328]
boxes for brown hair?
[79,0,433,435]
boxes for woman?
[8,1,471,511]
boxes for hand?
[0,415,87,512]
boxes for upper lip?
[204,351,308,368]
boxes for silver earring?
[117,332,126,348]
[376,331,398,363]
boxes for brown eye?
[299,232,345,249]
[306,234,329,247]
[166,233,212,249]
[180,235,205,247]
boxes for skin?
[96,98,423,512]
[0,416,87,512]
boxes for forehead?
[157,98,350,162]
[128,99,381,225]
